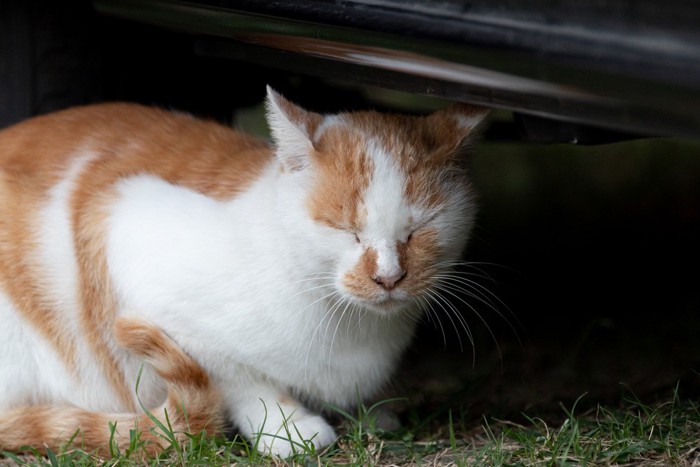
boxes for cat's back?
[0,103,273,314]
[0,103,273,200]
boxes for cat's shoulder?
[0,102,261,146]
[1,102,174,134]
[0,102,273,201]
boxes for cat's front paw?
[255,413,337,459]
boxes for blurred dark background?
[2,0,699,424]
[399,135,700,422]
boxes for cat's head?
[266,86,488,314]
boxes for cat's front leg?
[222,374,336,458]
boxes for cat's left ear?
[429,103,490,155]
[265,86,323,171]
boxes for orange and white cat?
[0,87,487,457]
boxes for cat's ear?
[428,103,490,156]
[265,86,323,171]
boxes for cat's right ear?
[265,86,323,172]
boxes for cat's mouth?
[356,290,412,314]
[340,273,417,314]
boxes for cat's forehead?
[315,112,419,154]
[307,115,443,234]
[314,113,448,200]
[315,111,456,176]
[360,139,422,237]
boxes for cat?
[0,316,223,456]
[0,86,488,458]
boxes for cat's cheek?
[436,223,472,262]
[333,248,365,295]
[399,229,442,295]
[340,272,377,301]
[310,223,357,256]
[442,195,476,249]
[337,245,393,304]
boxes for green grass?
[464,387,700,466]
[3,385,699,466]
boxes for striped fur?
[0,317,223,455]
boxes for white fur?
[104,158,418,456]
[362,140,413,282]
[0,93,480,458]
[265,86,315,171]
[453,113,488,131]
[34,155,88,312]
[0,290,53,407]
[0,153,132,413]
[30,154,130,410]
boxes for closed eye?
[325,222,361,243]
[408,210,440,241]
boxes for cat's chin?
[357,296,414,315]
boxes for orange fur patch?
[114,317,211,390]
[0,318,223,456]
[307,126,373,231]
[398,228,441,294]
[341,228,441,300]
[342,247,379,297]
[0,102,270,417]
[0,121,80,373]
[342,109,479,209]
[308,110,467,300]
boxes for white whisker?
[304,292,344,392]
[412,294,445,346]
[421,288,465,352]
[431,282,501,368]
[297,288,339,313]
[327,297,354,381]
[433,263,523,343]
[433,274,508,317]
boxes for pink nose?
[372,270,406,291]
